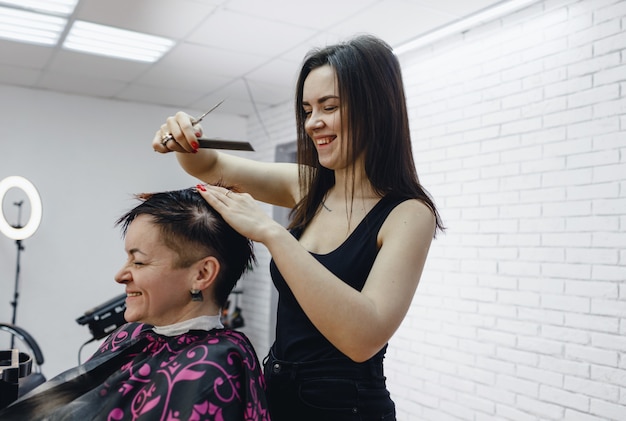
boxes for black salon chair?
[0,323,46,398]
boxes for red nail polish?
[196,184,206,192]
[191,141,199,150]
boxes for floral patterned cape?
[0,323,270,420]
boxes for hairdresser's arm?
[152,111,299,208]
[201,185,435,362]
[270,199,435,362]
[180,149,299,208]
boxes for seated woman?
[0,187,270,420]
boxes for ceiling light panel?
[394,0,540,54]
[0,0,78,16]
[63,21,175,63]
[0,6,67,46]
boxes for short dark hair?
[115,187,255,308]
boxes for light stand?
[0,176,43,408]
[9,201,24,348]
[0,176,43,348]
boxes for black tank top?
[270,195,410,361]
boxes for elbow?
[348,353,373,364]
[336,323,393,363]
[342,343,386,363]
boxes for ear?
[191,256,220,292]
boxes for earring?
[190,289,203,302]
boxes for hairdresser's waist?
[266,347,385,380]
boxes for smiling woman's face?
[303,65,351,171]
[113,214,198,326]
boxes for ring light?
[0,176,42,240]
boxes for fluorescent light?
[393,0,540,55]
[0,0,78,16]
[63,21,175,63]
[0,5,66,46]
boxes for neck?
[322,183,380,216]
[331,168,376,199]
[152,314,223,336]
[326,179,379,202]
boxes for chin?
[318,160,334,170]
[123,311,140,323]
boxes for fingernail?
[195,131,202,137]
[196,184,206,192]
[191,141,199,150]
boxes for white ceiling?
[0,0,502,117]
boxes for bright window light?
[0,5,66,46]
[0,0,78,16]
[394,0,541,55]
[63,21,175,63]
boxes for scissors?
[160,99,225,146]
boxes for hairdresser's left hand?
[196,184,284,243]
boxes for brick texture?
[241,0,626,419]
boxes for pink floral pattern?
[88,323,270,421]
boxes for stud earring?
[190,289,203,302]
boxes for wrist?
[260,222,290,248]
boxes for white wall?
[243,0,626,420]
[0,86,254,377]
[388,0,625,419]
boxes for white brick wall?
[241,0,626,419]
[390,0,626,419]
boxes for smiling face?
[302,65,349,171]
[114,214,204,326]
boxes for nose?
[114,265,130,284]
[305,112,324,132]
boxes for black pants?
[263,350,396,421]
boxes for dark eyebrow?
[302,95,340,106]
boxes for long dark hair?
[290,34,443,233]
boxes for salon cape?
[0,316,270,420]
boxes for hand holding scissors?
[155,99,254,152]
[159,99,224,146]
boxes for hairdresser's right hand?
[153,111,202,154]
[198,184,285,244]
